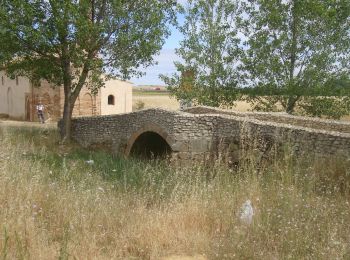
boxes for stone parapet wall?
[184,106,350,133]
[60,109,217,158]
[59,107,350,163]
[209,114,350,158]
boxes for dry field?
[0,125,350,259]
[133,93,180,111]
[342,115,350,121]
[132,92,251,112]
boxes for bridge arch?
[125,123,174,159]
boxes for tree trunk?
[61,96,75,143]
[286,96,299,114]
[60,67,90,142]
[286,0,299,115]
[289,0,298,80]
[60,39,74,142]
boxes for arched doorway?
[7,87,13,116]
[80,93,93,116]
[25,96,31,121]
[53,95,60,119]
[72,97,80,117]
[42,93,51,120]
[129,131,172,159]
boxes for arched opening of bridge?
[129,131,172,159]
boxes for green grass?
[0,126,349,259]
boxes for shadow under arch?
[125,124,174,159]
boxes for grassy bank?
[0,127,349,259]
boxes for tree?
[0,0,176,141]
[240,0,350,117]
[161,0,241,107]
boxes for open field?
[133,94,180,110]
[0,125,350,259]
[133,90,170,96]
[132,92,251,112]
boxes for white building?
[0,71,133,121]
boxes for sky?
[130,11,186,86]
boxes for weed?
[0,127,349,259]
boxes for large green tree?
[240,0,350,117]
[0,0,176,141]
[161,0,241,107]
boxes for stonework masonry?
[59,106,350,163]
[184,106,350,133]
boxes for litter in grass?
[85,159,94,165]
[240,199,254,225]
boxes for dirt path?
[0,119,57,129]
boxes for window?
[108,95,115,105]
[1,76,4,85]
[16,76,19,85]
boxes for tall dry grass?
[0,127,350,259]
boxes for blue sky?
[130,13,185,86]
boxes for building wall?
[66,87,100,118]
[32,80,61,121]
[0,70,132,121]
[100,79,132,115]
[0,71,31,120]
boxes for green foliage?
[0,0,177,139]
[161,0,241,107]
[0,0,176,82]
[299,96,350,119]
[240,0,350,117]
[164,0,350,119]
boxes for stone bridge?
[60,106,350,163]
